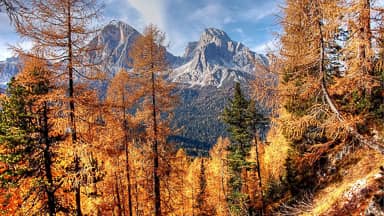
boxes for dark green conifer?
[222,82,253,215]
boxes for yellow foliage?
[262,126,291,186]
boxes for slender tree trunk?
[254,136,264,215]
[122,92,133,216]
[151,68,161,216]
[221,156,226,200]
[125,139,133,216]
[192,183,195,216]
[66,1,81,215]
[67,0,77,147]
[135,164,140,216]
[119,174,126,216]
[115,172,123,216]
[181,158,185,216]
[125,135,133,216]
[42,102,56,216]
[359,0,372,73]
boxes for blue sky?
[0,0,281,60]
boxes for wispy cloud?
[253,39,279,54]
[188,3,231,27]
[126,0,168,30]
[241,6,279,22]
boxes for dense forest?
[0,0,384,215]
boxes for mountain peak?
[103,20,140,38]
[87,20,141,75]
[203,28,229,38]
[107,20,137,32]
[200,28,231,45]
[171,27,267,88]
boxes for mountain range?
[0,20,268,152]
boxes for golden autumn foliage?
[1,1,382,215]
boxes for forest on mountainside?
[0,0,384,215]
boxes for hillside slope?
[303,148,384,216]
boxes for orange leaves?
[0,188,22,215]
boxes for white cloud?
[188,3,230,28]
[240,3,279,22]
[234,28,244,34]
[126,0,168,30]
[0,44,13,60]
[253,39,278,54]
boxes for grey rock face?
[87,20,141,76]
[87,20,183,77]
[170,27,267,88]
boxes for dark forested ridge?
[171,84,265,155]
[171,85,230,153]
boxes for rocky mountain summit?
[171,28,267,87]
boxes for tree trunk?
[359,0,372,73]
[66,1,81,215]
[122,92,133,216]
[115,172,123,216]
[42,102,56,216]
[254,136,264,215]
[151,69,161,216]
[125,141,133,216]
[134,175,139,216]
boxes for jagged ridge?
[170,27,268,88]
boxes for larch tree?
[332,0,384,129]
[278,0,384,198]
[129,24,177,216]
[106,69,143,216]
[207,137,230,215]
[168,148,189,215]
[14,0,103,215]
[185,157,201,216]
[279,0,335,193]
[247,99,266,214]
[194,158,215,216]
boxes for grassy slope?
[302,148,384,215]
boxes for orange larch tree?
[14,1,103,215]
[129,24,177,216]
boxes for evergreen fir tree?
[222,82,253,215]
[0,77,32,186]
